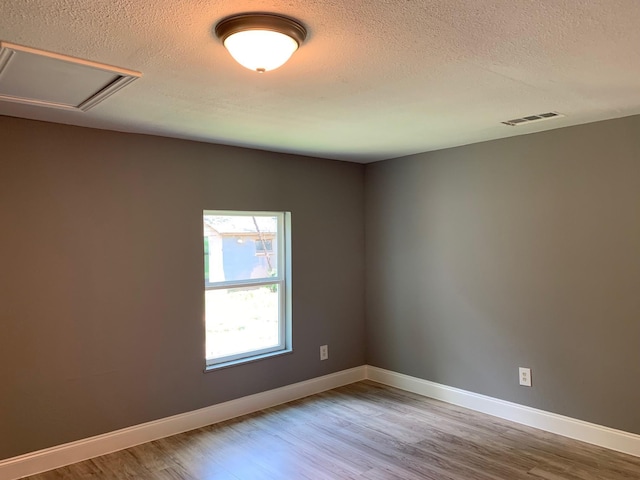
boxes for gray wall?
[365,115,640,435]
[4,112,640,460]
[0,116,366,460]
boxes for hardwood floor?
[24,381,640,479]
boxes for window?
[203,211,291,367]
[255,238,273,255]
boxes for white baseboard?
[0,366,366,480]
[366,365,640,458]
[4,365,639,479]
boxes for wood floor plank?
[21,381,640,479]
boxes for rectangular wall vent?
[501,112,565,127]
[0,41,141,112]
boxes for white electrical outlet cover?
[519,367,532,387]
[320,345,328,360]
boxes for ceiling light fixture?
[215,13,307,73]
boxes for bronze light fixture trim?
[215,13,307,73]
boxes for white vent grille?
[501,112,565,127]
[0,41,141,112]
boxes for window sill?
[204,348,293,373]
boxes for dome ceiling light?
[215,13,307,73]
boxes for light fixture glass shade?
[215,14,307,73]
[223,30,299,73]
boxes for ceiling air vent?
[0,41,141,112]
[501,111,565,127]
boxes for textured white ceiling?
[1,0,640,162]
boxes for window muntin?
[203,211,290,367]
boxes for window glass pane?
[203,214,278,283]
[205,284,280,360]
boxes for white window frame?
[203,210,292,368]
